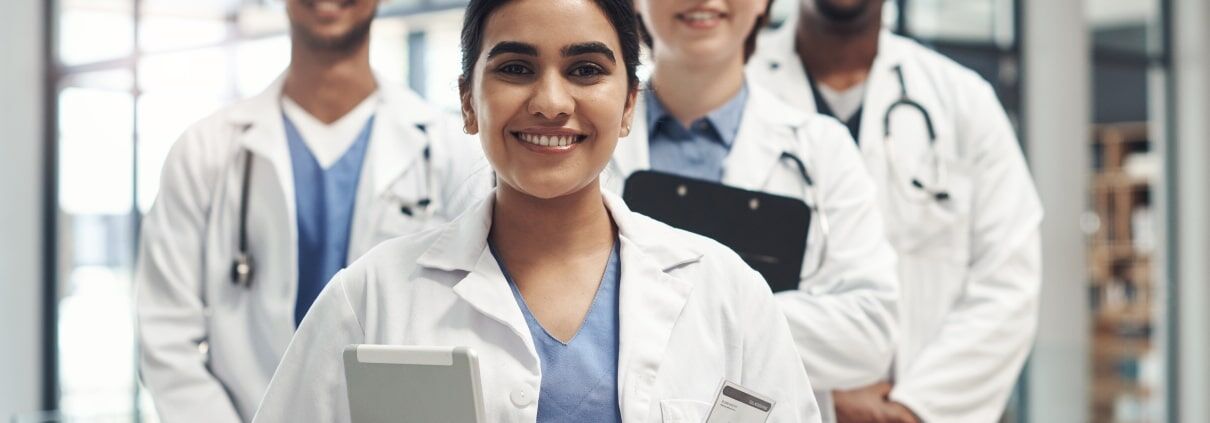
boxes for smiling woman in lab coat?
[607,0,899,418]
[252,0,820,422]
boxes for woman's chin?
[503,176,599,202]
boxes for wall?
[0,0,46,419]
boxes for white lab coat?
[604,84,900,417]
[749,15,1044,423]
[252,191,822,423]
[135,75,492,422]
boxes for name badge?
[705,380,775,423]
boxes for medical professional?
[134,1,491,421]
[608,0,899,414]
[749,0,1043,421]
[254,0,820,421]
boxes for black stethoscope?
[774,151,829,280]
[230,141,436,289]
[765,57,951,204]
[882,65,950,203]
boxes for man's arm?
[136,127,243,422]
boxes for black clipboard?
[622,170,810,292]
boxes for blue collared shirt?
[646,84,749,182]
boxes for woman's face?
[462,0,637,201]
[636,0,769,65]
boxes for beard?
[813,0,874,23]
[292,11,375,52]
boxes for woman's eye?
[498,63,532,75]
[570,64,606,78]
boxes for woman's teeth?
[517,133,581,147]
[681,11,723,22]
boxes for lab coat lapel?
[228,74,296,223]
[721,85,799,191]
[855,31,909,164]
[417,195,538,360]
[607,193,698,423]
[749,12,819,114]
[225,74,299,355]
[347,83,433,258]
[366,83,434,197]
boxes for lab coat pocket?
[374,180,437,241]
[886,159,974,262]
[660,399,713,423]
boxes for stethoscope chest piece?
[231,252,254,288]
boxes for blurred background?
[1,0,1208,422]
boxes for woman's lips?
[511,131,588,154]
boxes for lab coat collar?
[610,84,803,191]
[415,189,702,274]
[721,83,806,191]
[225,72,438,199]
[754,11,907,113]
[416,189,699,422]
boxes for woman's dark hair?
[638,3,775,63]
[459,0,643,92]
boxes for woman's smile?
[512,129,589,154]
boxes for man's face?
[285,0,378,51]
[805,0,878,24]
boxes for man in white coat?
[749,0,1043,422]
[134,1,489,421]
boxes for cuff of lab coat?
[888,390,934,423]
[814,389,837,423]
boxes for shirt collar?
[644,82,750,148]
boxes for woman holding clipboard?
[252,0,820,422]
[608,1,900,419]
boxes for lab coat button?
[510,387,533,407]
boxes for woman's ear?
[458,76,479,135]
[619,88,639,138]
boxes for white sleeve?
[253,272,364,423]
[135,128,243,423]
[888,80,1043,423]
[775,118,900,390]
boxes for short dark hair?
[637,3,774,63]
[459,0,642,92]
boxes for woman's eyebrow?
[561,42,616,63]
[487,41,539,59]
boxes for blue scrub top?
[490,241,623,423]
[285,113,374,327]
[646,83,749,183]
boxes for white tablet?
[343,345,487,423]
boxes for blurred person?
[749,0,1043,422]
[253,0,820,421]
[611,0,899,416]
[134,0,490,421]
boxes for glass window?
[905,0,1015,46]
[58,87,134,215]
[234,35,291,97]
[55,85,140,420]
[58,0,134,66]
[1088,0,1164,57]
